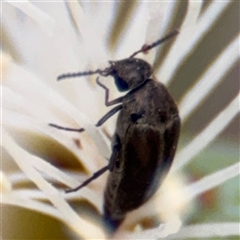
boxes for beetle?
[49,30,181,233]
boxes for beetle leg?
[49,105,122,132]
[96,104,122,126]
[96,77,123,106]
[49,123,84,132]
[66,165,109,193]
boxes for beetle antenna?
[57,69,99,81]
[57,30,179,81]
[129,29,179,58]
[57,67,112,81]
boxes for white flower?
[1,1,239,239]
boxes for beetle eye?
[114,75,129,91]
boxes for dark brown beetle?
[50,30,180,233]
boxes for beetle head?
[108,58,153,92]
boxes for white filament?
[172,93,239,172]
